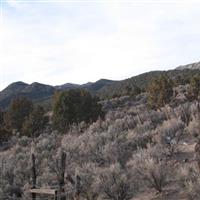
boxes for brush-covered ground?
[0,85,200,200]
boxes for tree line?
[0,74,199,142]
[0,89,104,141]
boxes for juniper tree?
[147,75,173,109]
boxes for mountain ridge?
[1,61,200,109]
[176,61,200,70]
[0,79,116,109]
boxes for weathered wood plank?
[30,188,57,195]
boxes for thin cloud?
[0,0,200,90]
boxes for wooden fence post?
[59,151,66,200]
[55,190,58,200]
[31,153,37,200]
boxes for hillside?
[56,79,116,93]
[0,64,200,199]
[0,61,200,109]
[0,79,116,109]
[0,82,55,109]
[98,69,200,99]
[176,61,200,70]
[0,84,200,199]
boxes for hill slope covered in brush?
[1,61,200,109]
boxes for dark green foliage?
[98,69,200,99]
[0,109,4,126]
[0,109,10,142]
[22,105,48,137]
[147,75,173,109]
[52,89,104,132]
[4,97,33,131]
[124,85,141,96]
[0,97,48,138]
[187,75,200,101]
[0,127,11,143]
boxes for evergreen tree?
[22,105,48,137]
[52,89,104,132]
[147,75,173,109]
[4,97,33,132]
[187,75,200,101]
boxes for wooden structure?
[29,188,58,200]
[29,152,66,200]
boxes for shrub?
[187,117,200,137]
[177,103,193,126]
[129,146,169,193]
[72,163,100,200]
[99,163,137,200]
[178,165,200,200]
[158,118,184,155]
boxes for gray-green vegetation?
[0,68,200,199]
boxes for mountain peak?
[7,81,28,88]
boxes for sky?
[0,0,200,91]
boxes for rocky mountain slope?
[176,61,200,70]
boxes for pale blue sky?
[0,0,200,90]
